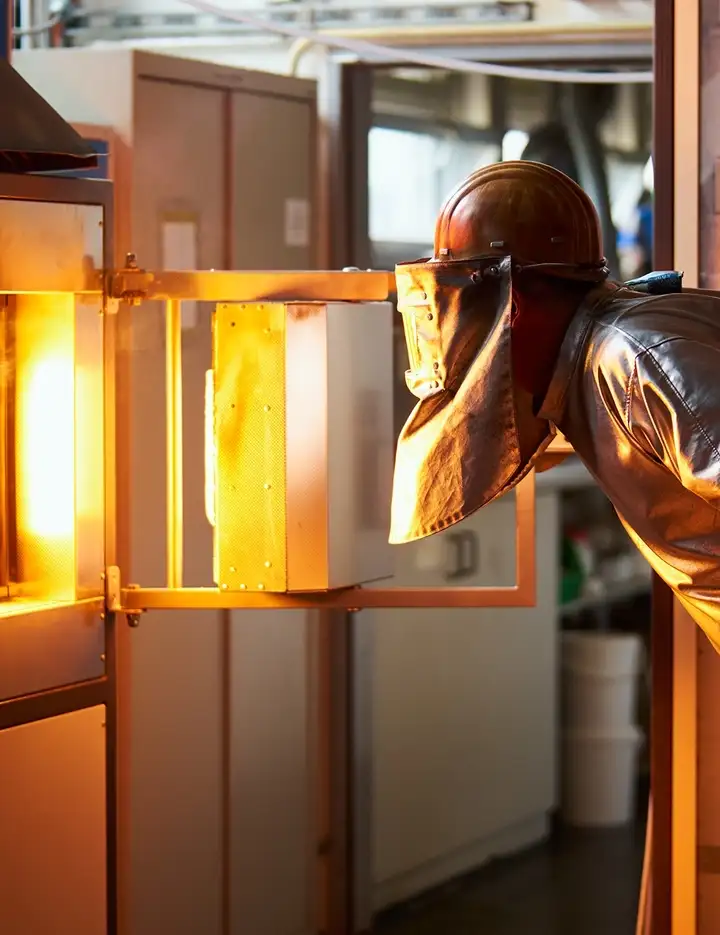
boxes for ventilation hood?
[0,58,97,174]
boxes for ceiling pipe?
[288,20,652,74]
[288,20,652,75]
[292,20,651,45]
[181,1,652,83]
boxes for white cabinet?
[371,489,560,909]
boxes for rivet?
[431,381,438,389]
[264,327,271,335]
[258,583,265,590]
[264,560,272,568]
[100,653,106,662]
[230,566,236,573]
[490,240,505,249]
[240,583,247,590]
[264,404,271,412]
[427,313,434,321]
[420,292,428,300]
[264,482,272,490]
[433,362,440,371]
[221,583,228,590]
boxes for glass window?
[368,126,500,244]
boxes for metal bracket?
[106,253,153,306]
[105,565,143,627]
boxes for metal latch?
[107,252,153,305]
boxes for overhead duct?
[0,58,97,173]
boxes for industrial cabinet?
[0,707,107,935]
[13,49,320,935]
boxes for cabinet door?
[131,76,226,935]
[0,707,106,935]
[231,91,315,270]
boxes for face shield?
[389,254,555,545]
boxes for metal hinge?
[107,252,152,306]
[104,565,143,627]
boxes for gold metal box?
[209,300,395,592]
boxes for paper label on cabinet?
[284,198,311,248]
[161,218,199,329]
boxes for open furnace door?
[106,263,539,616]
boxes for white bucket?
[561,631,644,678]
[562,668,638,730]
[561,726,644,828]
[561,631,644,730]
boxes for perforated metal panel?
[212,300,395,593]
[213,303,288,592]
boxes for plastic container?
[561,631,644,678]
[561,726,644,828]
[561,632,644,730]
[562,667,638,730]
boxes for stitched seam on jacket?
[624,359,638,427]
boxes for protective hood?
[0,59,97,174]
[389,254,554,544]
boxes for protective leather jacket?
[538,281,720,651]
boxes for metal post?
[1,0,11,61]
[165,299,184,589]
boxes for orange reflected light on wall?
[204,369,216,530]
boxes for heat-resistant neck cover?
[390,254,553,544]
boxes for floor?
[375,799,647,935]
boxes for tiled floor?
[375,804,647,935]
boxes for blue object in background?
[637,201,653,259]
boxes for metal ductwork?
[0,57,97,174]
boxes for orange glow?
[13,294,78,601]
[17,355,75,539]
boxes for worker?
[389,160,720,653]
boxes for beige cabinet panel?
[0,707,107,935]
[232,91,315,270]
[129,76,226,935]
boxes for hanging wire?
[12,12,61,37]
[180,0,653,85]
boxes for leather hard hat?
[433,160,608,282]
